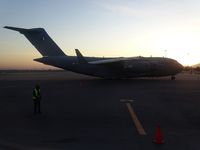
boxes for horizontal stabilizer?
[75,49,88,64]
[4,26,66,56]
[4,26,28,33]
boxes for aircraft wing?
[88,57,135,69]
[75,49,133,66]
[75,49,127,68]
[89,57,133,65]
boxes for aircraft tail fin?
[4,26,66,56]
[75,49,88,64]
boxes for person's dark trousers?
[34,100,41,114]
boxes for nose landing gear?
[171,76,176,80]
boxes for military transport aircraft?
[4,26,183,79]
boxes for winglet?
[75,49,88,64]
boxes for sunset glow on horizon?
[1,0,200,69]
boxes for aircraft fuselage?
[34,56,183,79]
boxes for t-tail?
[4,26,66,56]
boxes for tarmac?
[0,71,200,150]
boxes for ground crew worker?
[32,84,41,114]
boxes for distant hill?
[192,63,200,68]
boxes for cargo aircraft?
[4,26,183,79]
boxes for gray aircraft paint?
[4,26,183,79]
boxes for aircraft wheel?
[171,76,175,80]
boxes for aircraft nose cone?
[177,62,184,72]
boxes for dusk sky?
[1,0,200,69]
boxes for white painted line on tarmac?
[125,102,147,136]
[120,99,135,103]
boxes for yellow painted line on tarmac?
[126,102,147,136]
[120,99,134,103]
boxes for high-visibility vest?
[33,88,40,100]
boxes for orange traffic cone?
[153,124,164,144]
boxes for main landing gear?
[171,76,176,80]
